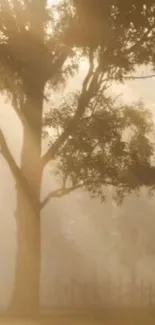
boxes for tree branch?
[40,177,120,210]
[0,128,39,210]
[40,183,83,209]
[126,26,154,55]
[101,74,155,85]
[12,95,26,125]
[41,50,99,167]
[120,74,155,81]
[0,129,21,180]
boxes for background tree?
[0,0,155,316]
[116,191,155,284]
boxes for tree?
[0,0,72,315]
[0,0,155,316]
[116,190,155,275]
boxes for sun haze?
[48,0,60,5]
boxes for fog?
[0,67,155,310]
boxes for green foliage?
[0,0,77,105]
[66,0,155,79]
[2,0,155,314]
[43,0,155,202]
[1,0,155,202]
[44,89,155,202]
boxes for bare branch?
[0,128,39,210]
[40,178,120,210]
[123,74,155,80]
[12,96,26,125]
[0,128,21,180]
[40,183,83,209]
[82,49,94,93]
[41,127,71,167]
[101,73,155,84]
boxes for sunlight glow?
[48,0,60,5]
[79,59,90,73]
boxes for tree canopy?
[1,0,155,316]
[116,191,155,271]
[1,0,155,205]
[66,0,155,77]
[44,86,155,204]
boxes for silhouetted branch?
[123,74,155,80]
[101,74,155,85]
[41,52,99,167]
[40,177,120,209]
[82,49,94,93]
[12,96,26,125]
[0,128,21,180]
[0,128,39,210]
[40,183,83,209]
[126,26,154,55]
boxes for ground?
[1,309,155,325]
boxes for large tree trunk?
[10,187,41,316]
[9,81,44,316]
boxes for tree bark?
[10,188,41,316]
[9,82,44,316]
